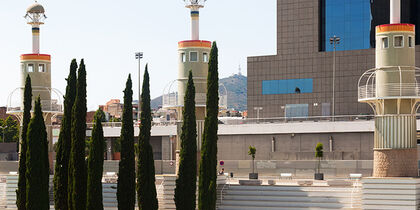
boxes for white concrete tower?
[358,0,419,177]
[173,0,212,173]
[7,2,62,168]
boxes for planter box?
[314,173,324,180]
[249,173,258,179]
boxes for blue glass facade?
[322,0,371,51]
[262,79,313,95]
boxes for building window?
[394,35,403,48]
[320,0,371,52]
[181,53,186,62]
[39,64,45,72]
[409,36,414,48]
[203,53,208,62]
[262,78,313,95]
[27,64,34,72]
[190,52,198,62]
[382,37,389,49]
[285,104,309,118]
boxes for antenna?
[238,64,242,75]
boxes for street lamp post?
[135,52,144,122]
[329,35,340,121]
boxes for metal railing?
[358,66,420,101]
[359,83,420,100]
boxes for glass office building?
[321,0,371,52]
[247,0,420,118]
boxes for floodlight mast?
[184,0,207,40]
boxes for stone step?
[219,200,359,209]
[221,195,360,204]
[223,190,360,197]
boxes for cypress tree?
[117,74,136,210]
[174,71,197,210]
[26,97,49,210]
[53,59,77,210]
[68,59,87,210]
[16,75,32,210]
[137,65,158,210]
[87,109,105,210]
[198,42,219,210]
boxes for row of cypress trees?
[16,41,218,209]
[15,75,51,210]
[14,59,103,210]
[174,41,219,210]
[116,65,159,209]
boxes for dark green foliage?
[25,97,49,210]
[137,66,158,210]
[315,143,323,173]
[1,116,20,143]
[199,42,219,210]
[117,74,136,210]
[68,59,87,210]
[315,143,323,158]
[175,71,197,210]
[87,110,105,210]
[248,146,256,174]
[16,75,31,210]
[54,59,77,210]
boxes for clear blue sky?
[0,0,276,111]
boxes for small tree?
[87,109,105,210]
[25,97,49,210]
[248,146,256,174]
[315,143,323,174]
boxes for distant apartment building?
[100,99,123,119]
[247,0,420,118]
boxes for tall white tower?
[173,0,211,173]
[358,0,418,177]
[7,2,62,167]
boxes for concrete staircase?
[217,184,362,209]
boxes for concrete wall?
[218,132,374,161]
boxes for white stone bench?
[280,173,292,179]
[349,173,362,180]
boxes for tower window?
[394,36,403,48]
[39,64,45,72]
[181,53,186,63]
[190,52,198,62]
[382,37,389,49]
[409,36,414,48]
[27,64,34,72]
[203,53,209,62]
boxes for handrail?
[220,174,231,204]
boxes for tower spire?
[24,2,46,54]
[184,0,206,40]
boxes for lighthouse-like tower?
[174,0,212,172]
[358,0,418,177]
[8,2,62,165]
[22,2,51,103]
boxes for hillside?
[151,74,247,111]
